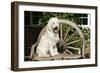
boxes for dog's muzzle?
[53,26,59,33]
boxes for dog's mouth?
[53,27,59,32]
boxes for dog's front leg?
[54,46,59,55]
[49,47,57,56]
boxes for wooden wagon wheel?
[59,19,85,58]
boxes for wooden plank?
[32,53,81,61]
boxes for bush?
[39,12,81,26]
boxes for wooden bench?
[32,52,81,61]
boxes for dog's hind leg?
[36,48,50,57]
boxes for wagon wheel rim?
[59,19,85,58]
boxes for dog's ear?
[46,18,53,31]
[46,23,52,31]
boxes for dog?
[30,17,60,58]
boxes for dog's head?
[47,17,59,33]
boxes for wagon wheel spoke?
[64,26,70,40]
[67,46,80,51]
[66,31,77,42]
[66,39,80,45]
[67,46,81,54]
[60,24,63,40]
[65,49,74,55]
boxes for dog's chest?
[47,32,59,41]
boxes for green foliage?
[39,12,81,26]
[82,28,90,48]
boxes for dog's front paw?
[50,52,59,57]
[55,52,59,55]
[37,54,50,58]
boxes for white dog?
[36,17,60,57]
[30,17,60,58]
